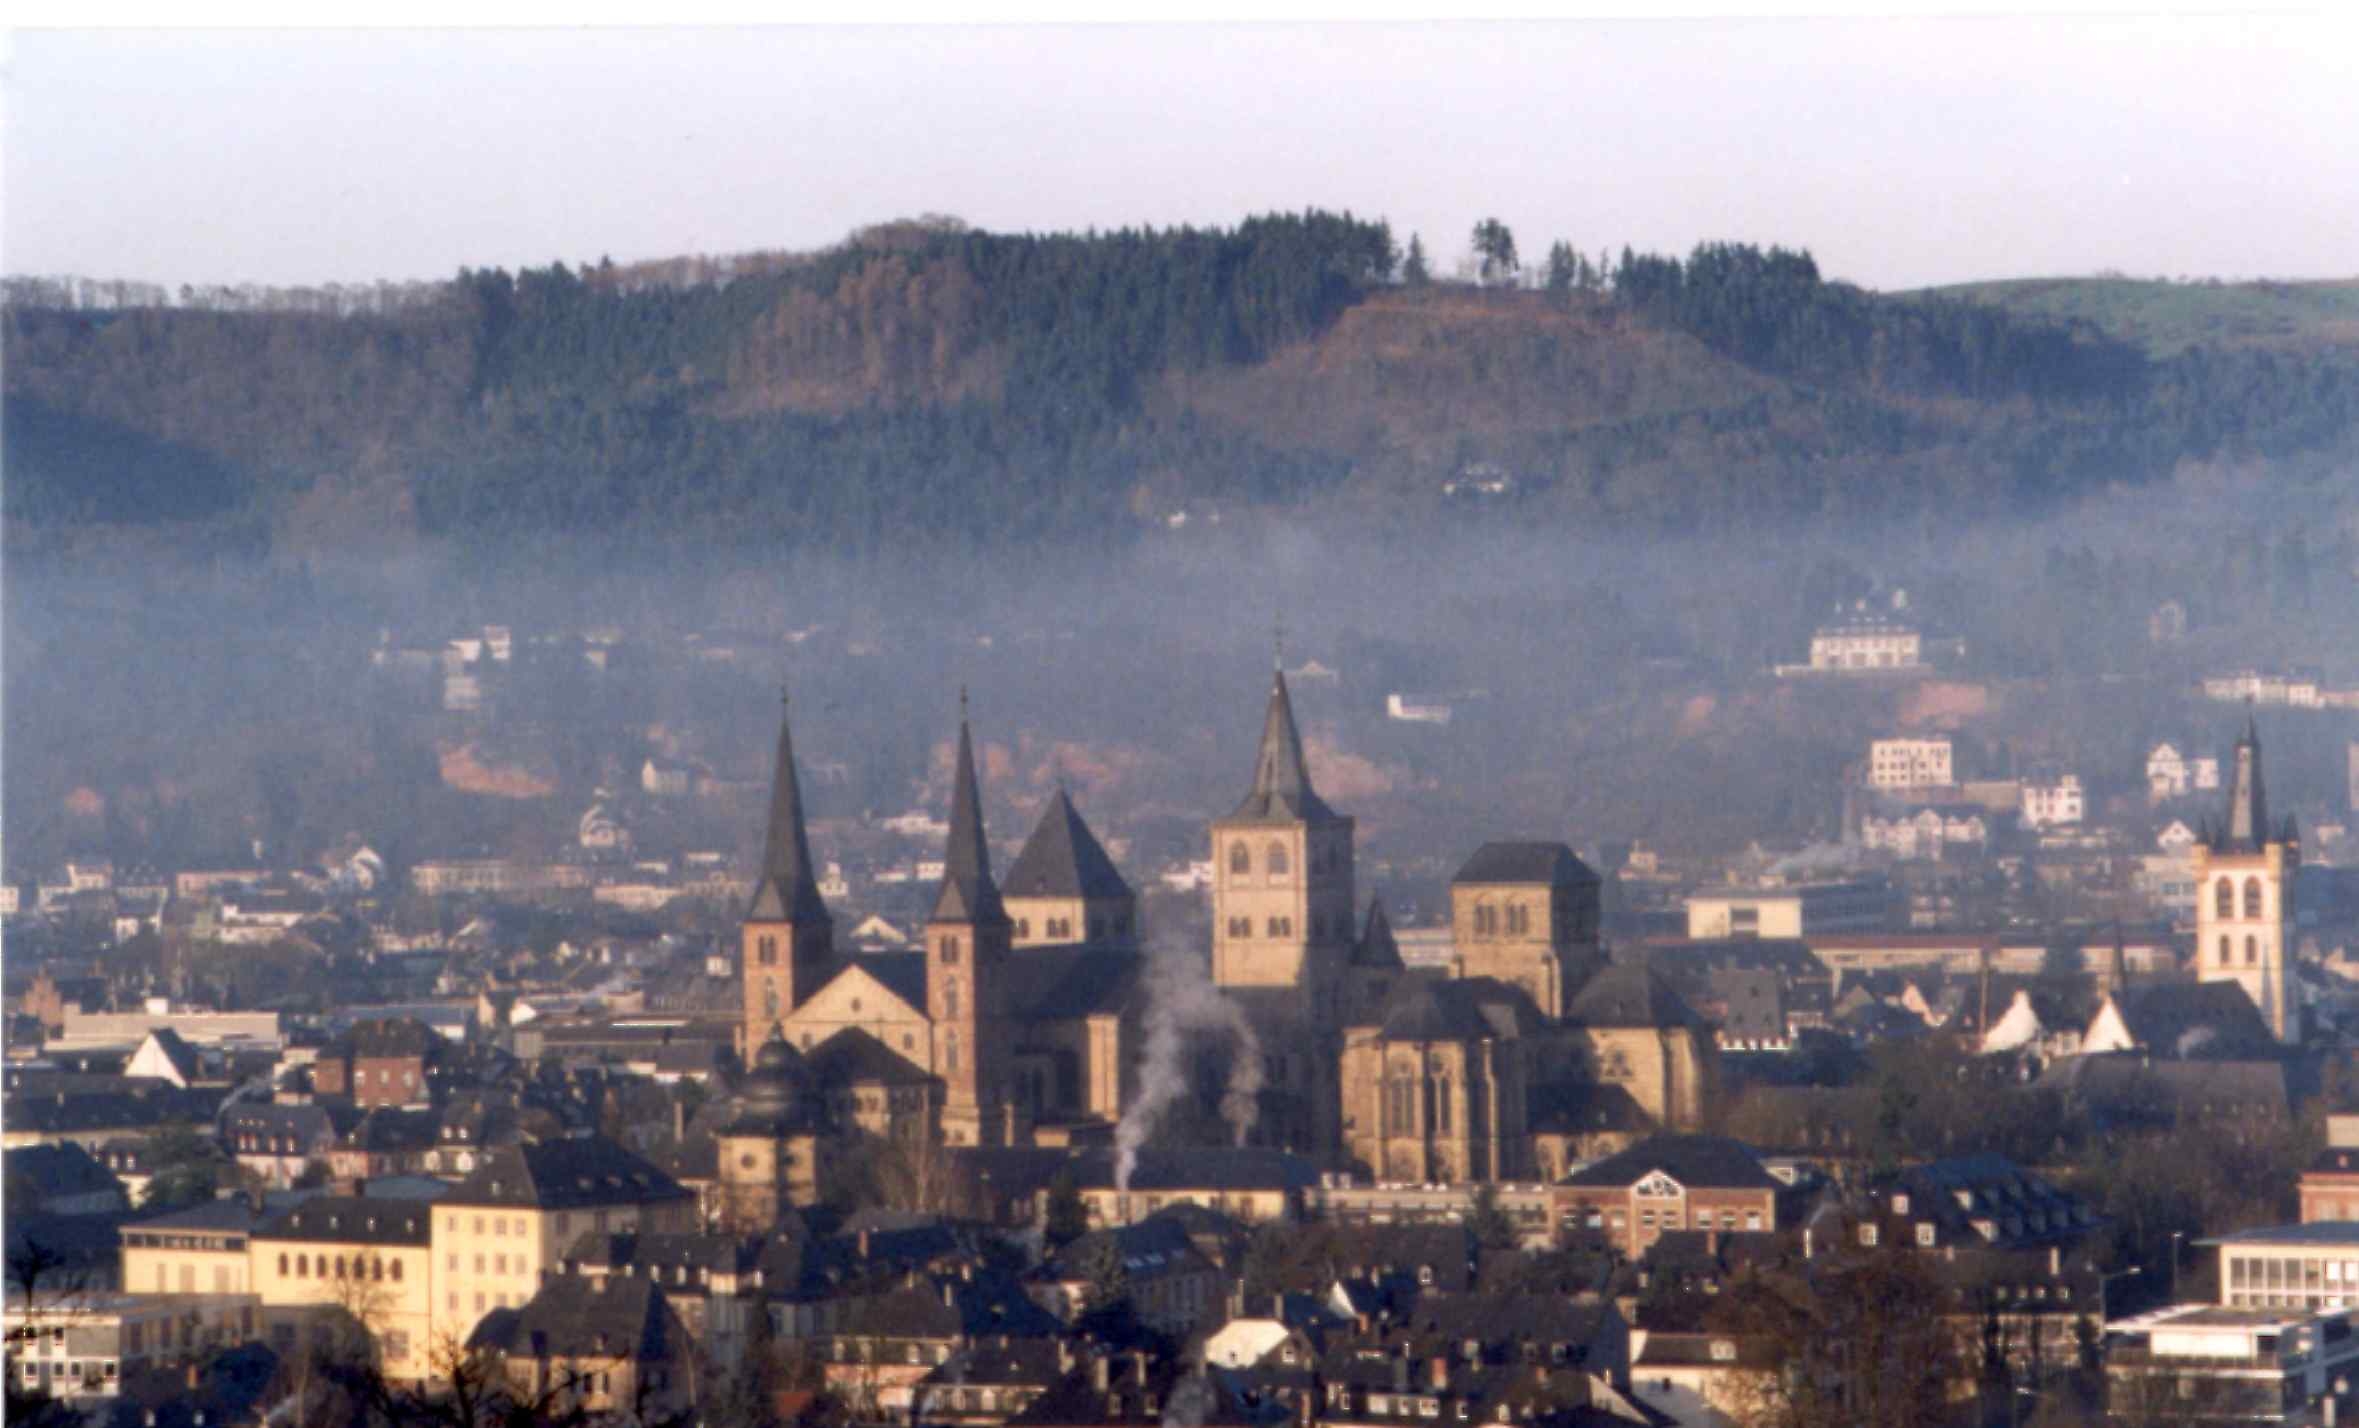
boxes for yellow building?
[119,1199,254,1298]
[249,1195,435,1382]
[426,1137,696,1355]
[1447,842,1603,1019]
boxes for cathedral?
[731,670,1717,1191]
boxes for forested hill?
[7,213,2358,559]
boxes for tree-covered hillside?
[6,214,2356,558]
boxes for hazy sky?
[6,16,2356,293]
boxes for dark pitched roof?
[1003,790,1132,902]
[808,1027,933,1087]
[126,1198,261,1235]
[443,1136,690,1210]
[1451,842,1599,889]
[2101,981,2278,1058]
[562,1230,766,1277]
[749,695,833,927]
[1002,945,1142,1022]
[1560,1135,1777,1192]
[1372,977,1497,1044]
[833,952,929,1014]
[2039,1055,2288,1128]
[932,710,1009,927]
[1565,963,1707,1030]
[343,1017,439,1060]
[142,1027,203,1083]
[2218,716,2269,852]
[470,1273,685,1363]
[1354,900,1404,970]
[1227,670,1336,824]
[256,1195,431,1245]
[344,1106,441,1153]
[953,1146,1321,1198]
[3,1143,122,1201]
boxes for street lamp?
[2100,1265,2143,1328]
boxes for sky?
[5,13,2357,294]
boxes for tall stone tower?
[926,698,1022,1147]
[1210,668,1355,1153]
[2195,716,2301,1043]
[741,693,834,1059]
[1447,842,1603,1019]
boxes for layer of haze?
[7,17,2357,293]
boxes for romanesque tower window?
[1267,842,1290,877]
[2219,936,2231,965]
[1231,842,1251,875]
[940,936,961,965]
[2245,878,2264,919]
[1506,904,1530,937]
[2217,879,2234,919]
[2246,936,2258,966]
[758,936,777,966]
[763,982,780,1019]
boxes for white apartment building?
[2146,743,2222,803]
[1808,611,1923,672]
[1868,737,1954,790]
[2021,775,2085,829]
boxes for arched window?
[2245,877,2264,920]
[940,936,961,966]
[763,981,780,1019]
[758,935,777,966]
[390,1260,403,1283]
[296,1256,309,1279]
[1230,842,1251,875]
[2219,935,2231,966]
[2216,879,2235,919]
[372,1259,384,1282]
[945,1032,960,1073]
[2246,936,2259,966]
[1267,842,1290,877]
[943,978,960,1018]
[278,1253,289,1277]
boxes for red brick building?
[1554,1134,1781,1260]
[312,1017,440,1108]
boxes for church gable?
[781,962,932,1071]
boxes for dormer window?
[1891,1194,1909,1216]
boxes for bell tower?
[2194,715,2301,1042]
[1210,666,1356,1005]
[741,691,834,1058]
[926,694,1021,1147]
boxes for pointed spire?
[933,697,1008,926]
[1354,897,1404,969]
[748,689,829,926]
[1229,669,1335,822]
[2226,715,2268,850]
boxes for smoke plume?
[1114,940,1264,1191]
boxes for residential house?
[251,1195,435,1381]
[468,1273,699,1422]
[1556,1136,1783,1262]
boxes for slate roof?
[1039,1217,1205,1284]
[442,1136,690,1210]
[562,1230,767,1278]
[329,1017,439,1060]
[1525,1082,1654,1136]
[1003,790,1132,901]
[343,1106,441,1153]
[2039,1054,2288,1128]
[1009,1359,1259,1428]
[1560,1135,1778,1192]
[748,696,832,927]
[3,1143,123,1202]
[2098,982,2278,1059]
[125,1198,261,1236]
[1706,968,1787,1042]
[820,953,930,1015]
[932,713,1010,927]
[469,1273,686,1363]
[809,1026,934,1087]
[1564,963,1708,1031]
[1451,842,1599,889]
[4,1086,217,1137]
[141,1028,203,1083]
[1372,977,1497,1044]
[256,1195,431,1246]
[1353,901,1405,970]
[224,1100,360,1147]
[1002,946,1143,1022]
[1227,671,1337,824]
[953,1147,1322,1198]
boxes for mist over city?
[7,19,2359,1428]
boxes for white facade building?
[1808,610,1923,672]
[2021,775,2085,829]
[1868,737,1954,791]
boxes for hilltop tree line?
[5,216,2356,555]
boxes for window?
[297,1255,309,1279]
[1710,1341,1736,1363]
[2217,878,2235,919]
[1267,843,1290,877]
[1228,916,1251,938]
[758,935,777,966]
[2247,936,2259,966]
[1016,919,1030,939]
[1858,1225,1879,1247]
[1473,904,1497,938]
[391,1260,403,1282]
[278,1253,289,1276]
[1916,1223,1937,1247]
[1231,842,1251,875]
[940,936,961,965]
[2246,877,2264,919]
[2219,935,2232,966]
[1506,903,1530,937]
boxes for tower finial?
[1274,610,1286,673]
[960,684,970,723]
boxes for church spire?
[2225,712,2268,850]
[749,690,829,926]
[1230,668,1334,822]
[933,692,1008,926]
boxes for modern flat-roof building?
[2105,1304,2359,1426]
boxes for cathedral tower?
[1210,667,1355,1154]
[741,693,834,1058]
[927,698,1022,1146]
[1002,788,1137,949]
[2195,716,2301,1042]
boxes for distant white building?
[2020,774,2085,829]
[1861,808,1987,860]
[1867,737,1954,791]
[1385,693,1453,725]
[2146,743,2221,803]
[1808,607,1923,673]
